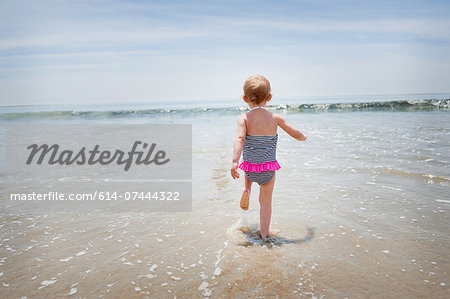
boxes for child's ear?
[266,93,272,102]
[242,95,248,103]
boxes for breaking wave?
[1,99,448,120]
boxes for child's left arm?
[274,113,307,141]
[231,114,246,179]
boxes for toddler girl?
[230,75,307,239]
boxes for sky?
[0,0,449,106]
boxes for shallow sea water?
[0,108,449,298]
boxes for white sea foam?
[198,281,209,291]
[76,250,87,256]
[435,199,450,204]
[150,264,158,271]
[59,256,73,262]
[381,186,403,191]
[39,279,57,288]
[68,288,77,295]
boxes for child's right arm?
[231,114,247,179]
[274,114,307,141]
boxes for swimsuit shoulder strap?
[249,106,267,112]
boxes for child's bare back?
[243,108,277,135]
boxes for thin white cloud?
[2,16,447,55]
[0,63,125,72]
[213,17,450,41]
[0,27,211,50]
[0,50,162,60]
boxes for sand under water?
[0,100,449,298]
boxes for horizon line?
[1,92,450,108]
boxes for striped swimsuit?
[238,107,281,185]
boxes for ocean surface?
[0,94,449,298]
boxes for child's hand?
[230,162,240,179]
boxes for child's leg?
[259,173,276,238]
[240,173,252,210]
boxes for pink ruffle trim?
[238,161,281,173]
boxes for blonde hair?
[243,75,271,104]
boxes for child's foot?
[261,235,277,245]
[240,190,250,210]
[258,229,276,240]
